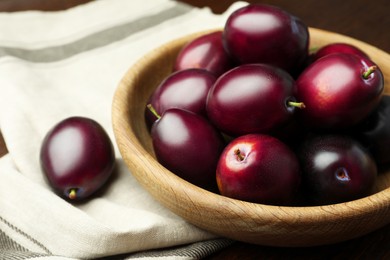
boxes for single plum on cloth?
[0,0,247,259]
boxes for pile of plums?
[145,4,387,206]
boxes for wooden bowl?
[112,28,390,247]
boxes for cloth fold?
[0,0,247,259]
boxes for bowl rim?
[112,27,390,246]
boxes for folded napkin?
[0,0,248,259]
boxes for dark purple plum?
[174,31,234,77]
[223,4,309,75]
[298,135,377,205]
[351,95,390,166]
[206,64,304,136]
[216,134,301,205]
[295,53,384,129]
[40,117,115,201]
[145,68,216,129]
[314,42,370,62]
[150,108,225,192]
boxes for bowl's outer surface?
[112,28,390,247]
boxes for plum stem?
[287,101,306,109]
[68,188,77,200]
[234,149,245,161]
[362,65,377,79]
[147,104,161,120]
[309,46,319,54]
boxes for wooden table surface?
[0,0,389,259]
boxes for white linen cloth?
[0,0,247,259]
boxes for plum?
[206,64,304,136]
[351,95,390,166]
[223,4,309,75]
[295,53,384,129]
[145,68,216,129]
[174,31,234,77]
[298,134,377,205]
[313,42,370,62]
[40,116,115,201]
[150,107,225,192]
[216,134,301,205]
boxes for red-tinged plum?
[223,4,309,75]
[298,135,377,205]
[295,53,384,129]
[216,134,301,205]
[314,42,370,62]
[206,64,304,136]
[40,117,115,201]
[174,31,234,77]
[145,68,217,129]
[150,107,225,192]
[351,95,390,166]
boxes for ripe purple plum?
[206,64,304,136]
[40,117,115,201]
[174,31,234,77]
[145,68,216,129]
[295,53,384,129]
[351,95,390,166]
[216,134,301,205]
[223,4,309,75]
[313,42,370,62]
[298,135,377,205]
[150,107,225,192]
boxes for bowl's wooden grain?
[112,28,390,247]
